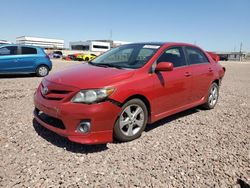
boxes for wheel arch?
[213,79,220,86]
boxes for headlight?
[71,88,115,104]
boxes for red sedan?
[34,42,225,144]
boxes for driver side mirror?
[155,62,173,72]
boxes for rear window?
[0,46,18,56]
[21,47,37,55]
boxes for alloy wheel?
[38,66,48,77]
[119,104,145,137]
[208,85,218,107]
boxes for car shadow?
[237,179,250,188]
[145,107,200,132]
[0,74,35,79]
[32,119,108,154]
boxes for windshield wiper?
[89,62,123,69]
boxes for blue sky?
[1,0,249,51]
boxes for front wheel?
[84,57,89,62]
[114,99,148,142]
[36,65,49,77]
[202,82,219,109]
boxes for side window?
[157,47,186,68]
[21,47,37,55]
[0,46,18,56]
[186,47,209,65]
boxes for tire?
[202,82,219,109]
[85,57,89,62]
[36,65,49,77]
[114,99,148,142]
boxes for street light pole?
[239,42,242,61]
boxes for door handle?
[208,68,213,72]
[184,72,192,77]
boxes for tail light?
[45,54,50,59]
[207,51,220,62]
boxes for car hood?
[45,63,136,89]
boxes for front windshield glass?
[90,44,161,69]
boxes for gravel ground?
[0,60,249,187]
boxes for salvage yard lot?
[0,60,249,187]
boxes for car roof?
[0,44,43,49]
[129,42,166,46]
[124,42,200,48]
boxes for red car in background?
[34,42,225,144]
[63,54,79,61]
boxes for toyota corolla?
[33,42,225,144]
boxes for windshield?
[90,44,160,69]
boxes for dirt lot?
[0,60,249,187]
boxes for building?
[16,36,64,49]
[69,40,131,53]
[0,40,11,45]
[215,52,247,61]
[70,40,110,52]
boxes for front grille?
[35,108,65,130]
[41,84,72,101]
[50,90,70,94]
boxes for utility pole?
[109,30,113,40]
[239,42,242,61]
[109,29,113,48]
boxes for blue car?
[0,45,52,77]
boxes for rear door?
[0,46,18,73]
[153,46,192,115]
[17,46,38,72]
[184,46,214,102]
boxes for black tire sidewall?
[114,99,148,142]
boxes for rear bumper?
[33,89,121,145]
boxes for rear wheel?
[36,65,49,77]
[114,99,148,142]
[85,57,89,62]
[202,82,219,109]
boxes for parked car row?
[0,42,226,145]
[48,50,97,62]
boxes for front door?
[0,46,18,73]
